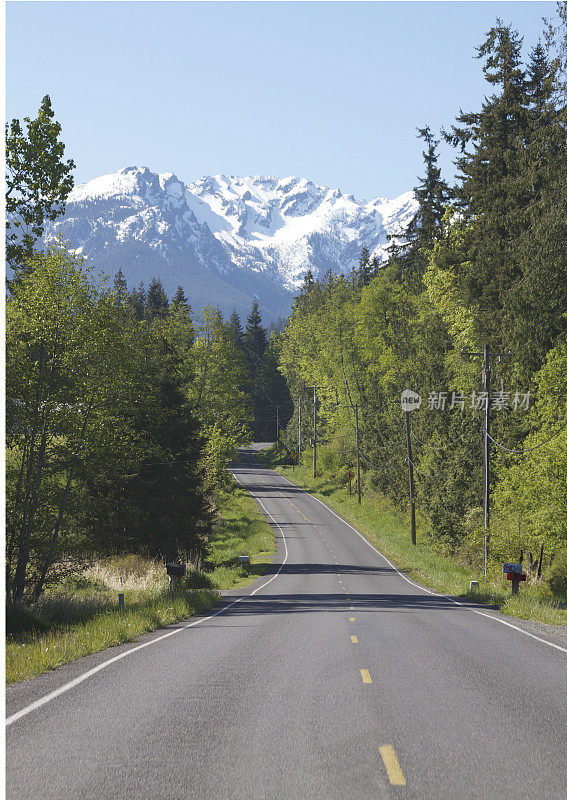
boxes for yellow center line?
[360,669,372,684]
[285,498,311,522]
[349,617,355,621]
[349,606,355,610]
[350,635,358,644]
[379,745,406,786]
[339,580,343,584]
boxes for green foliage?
[264,449,566,625]
[548,550,567,597]
[6,588,219,684]
[188,306,252,489]
[6,482,276,682]
[278,13,567,578]
[6,247,211,601]
[6,95,75,271]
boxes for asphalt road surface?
[6,446,567,800]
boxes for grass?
[205,480,276,589]
[6,588,218,684]
[6,479,276,684]
[258,447,567,627]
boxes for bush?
[6,602,48,636]
[548,550,567,597]
[180,570,215,590]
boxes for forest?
[6,240,289,601]
[276,16,567,586]
[5,12,567,605]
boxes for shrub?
[179,570,215,590]
[6,602,48,636]
[548,550,567,597]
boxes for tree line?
[5,99,289,602]
[278,12,567,571]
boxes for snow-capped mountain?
[44,166,417,320]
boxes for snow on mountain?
[186,173,416,290]
[44,166,417,320]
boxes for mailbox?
[166,563,186,578]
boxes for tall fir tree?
[357,245,372,287]
[407,127,451,246]
[227,308,245,350]
[172,285,190,310]
[129,282,147,321]
[146,277,170,321]
[443,22,532,340]
[393,126,452,290]
[113,269,128,304]
[243,299,268,374]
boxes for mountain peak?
[46,166,417,320]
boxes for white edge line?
[270,467,567,656]
[6,475,288,728]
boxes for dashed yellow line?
[285,498,311,522]
[350,635,358,644]
[360,669,372,684]
[349,617,355,622]
[379,745,406,786]
[349,606,355,610]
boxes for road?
[6,446,567,800]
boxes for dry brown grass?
[84,554,168,592]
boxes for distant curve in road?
[6,446,567,800]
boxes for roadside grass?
[6,478,276,684]
[258,448,567,627]
[205,481,276,589]
[6,588,218,684]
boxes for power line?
[406,457,437,480]
[482,423,567,455]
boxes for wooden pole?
[313,386,317,478]
[355,403,361,504]
[404,411,417,546]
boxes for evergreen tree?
[392,126,452,289]
[243,299,268,374]
[147,277,169,321]
[358,246,372,287]
[129,282,147,321]
[227,308,245,350]
[302,270,315,293]
[442,22,531,338]
[172,285,190,309]
[113,269,128,304]
[407,127,451,246]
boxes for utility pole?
[404,411,417,546]
[313,386,317,478]
[461,345,512,575]
[354,403,361,504]
[298,397,302,458]
[276,405,279,450]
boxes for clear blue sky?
[7,1,556,200]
